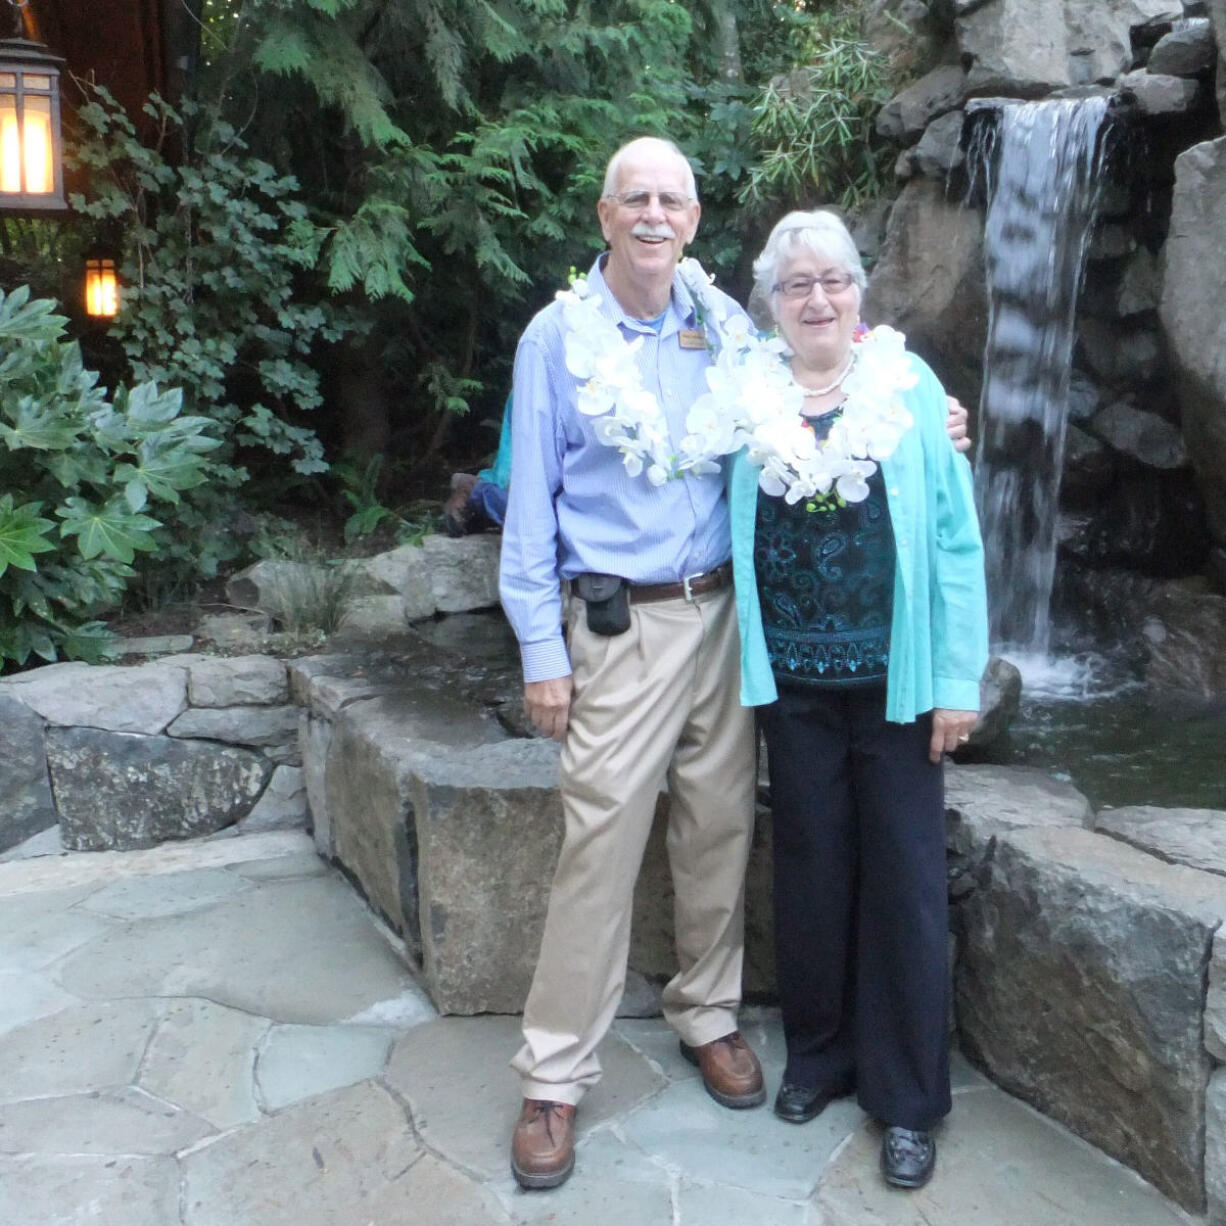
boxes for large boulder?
[955,0,1175,95]
[956,825,1226,1212]
[864,179,988,406]
[323,690,507,967]
[48,728,272,851]
[411,738,566,1014]
[420,535,500,613]
[0,695,57,852]
[1211,0,1226,124]
[911,109,967,177]
[1141,577,1226,696]
[1090,399,1189,469]
[877,63,967,142]
[0,660,188,734]
[1160,136,1226,547]
[1146,18,1215,77]
[1118,68,1203,116]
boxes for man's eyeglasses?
[772,273,856,299]
[606,190,694,213]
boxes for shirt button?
[889,486,900,496]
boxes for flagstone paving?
[0,829,1202,1225]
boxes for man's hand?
[524,676,574,742]
[945,395,972,454]
[929,708,977,763]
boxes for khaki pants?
[512,584,756,1103]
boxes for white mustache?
[631,223,676,240]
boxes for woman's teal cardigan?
[728,352,990,722]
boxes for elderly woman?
[726,210,988,1189]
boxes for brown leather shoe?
[679,1030,766,1109]
[510,1098,576,1189]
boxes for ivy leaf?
[57,497,161,564]
[119,382,183,426]
[0,496,56,577]
[123,479,149,513]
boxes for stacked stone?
[0,656,306,854]
[946,761,1226,1219]
[226,534,502,639]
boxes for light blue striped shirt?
[500,256,744,682]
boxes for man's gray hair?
[601,137,699,202]
[752,210,867,302]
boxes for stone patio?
[0,829,1199,1226]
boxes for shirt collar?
[587,254,699,336]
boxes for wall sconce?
[84,255,118,318]
[0,13,66,212]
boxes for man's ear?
[680,202,701,247]
[596,198,614,245]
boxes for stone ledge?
[956,823,1226,1212]
[0,658,308,855]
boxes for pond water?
[982,652,1226,812]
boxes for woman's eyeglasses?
[772,273,856,299]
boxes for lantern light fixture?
[0,1,66,212]
[84,254,118,318]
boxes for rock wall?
[0,656,305,853]
[1160,135,1226,546]
[293,640,778,1015]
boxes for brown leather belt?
[629,561,733,604]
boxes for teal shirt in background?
[477,393,514,489]
[728,352,989,723]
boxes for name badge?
[679,329,707,350]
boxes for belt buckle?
[682,571,701,602]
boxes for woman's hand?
[929,708,977,763]
[945,396,971,454]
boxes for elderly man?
[500,136,966,1190]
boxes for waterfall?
[970,97,1112,658]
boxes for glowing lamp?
[0,38,65,211]
[84,256,118,318]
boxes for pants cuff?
[518,1079,585,1107]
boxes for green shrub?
[68,86,351,488]
[738,6,896,217]
[0,286,221,668]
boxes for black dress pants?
[761,682,951,1130]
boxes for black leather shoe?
[773,1082,844,1124]
[881,1126,936,1188]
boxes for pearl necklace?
[795,353,855,397]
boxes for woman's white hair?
[601,137,699,202]
[752,210,867,304]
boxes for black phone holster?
[573,572,631,636]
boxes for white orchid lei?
[555,259,738,484]
[698,323,918,509]
[557,257,917,504]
